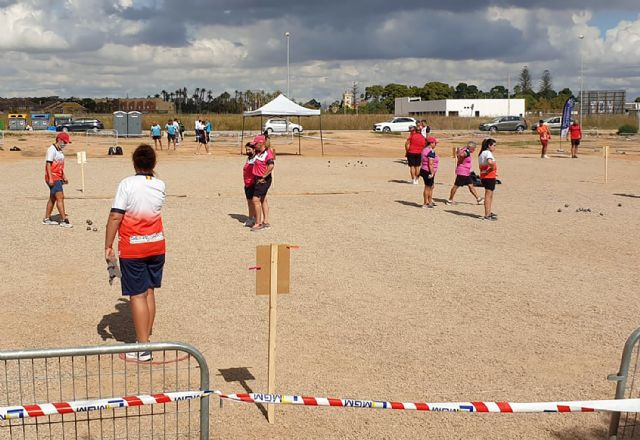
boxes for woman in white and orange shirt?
[478,138,498,221]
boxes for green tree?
[635,97,640,103]
[365,85,385,102]
[538,69,555,99]
[489,85,508,99]
[519,66,533,94]
[420,81,454,100]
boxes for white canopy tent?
[241,94,324,155]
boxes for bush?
[617,124,638,135]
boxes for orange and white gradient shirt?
[111,174,166,259]
[44,144,65,181]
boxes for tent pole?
[240,116,245,155]
[320,114,324,156]
[298,116,301,155]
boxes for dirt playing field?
[1,130,639,439]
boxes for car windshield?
[488,118,501,123]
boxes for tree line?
[353,67,574,114]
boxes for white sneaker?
[125,351,152,362]
[444,200,454,205]
[59,219,73,228]
[412,179,419,185]
[42,218,59,225]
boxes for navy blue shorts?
[120,254,165,296]
[244,185,255,200]
[49,180,64,196]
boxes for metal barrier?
[0,342,210,439]
[609,327,640,439]
[85,129,119,152]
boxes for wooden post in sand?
[256,244,291,424]
[603,145,609,183]
[76,151,87,193]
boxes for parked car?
[56,118,104,132]
[531,116,562,133]
[479,116,527,133]
[373,117,417,133]
[264,118,303,134]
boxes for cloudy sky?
[1,0,639,103]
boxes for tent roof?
[243,94,320,117]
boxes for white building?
[394,97,525,117]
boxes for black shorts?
[406,153,421,167]
[168,134,175,140]
[120,254,165,296]
[420,169,434,187]
[481,178,496,191]
[244,185,254,200]
[253,175,272,198]
[454,175,472,187]
[152,135,161,140]
[571,139,580,147]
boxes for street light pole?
[285,32,290,98]
[579,34,584,127]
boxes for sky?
[0,0,639,104]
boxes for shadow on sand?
[218,367,267,419]
[97,298,136,343]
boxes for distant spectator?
[569,120,582,158]
[173,119,180,146]
[165,119,177,150]
[420,136,439,208]
[536,120,551,158]
[150,123,163,150]
[405,125,426,184]
[205,120,212,143]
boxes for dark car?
[56,118,104,132]
[479,116,528,133]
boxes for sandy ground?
[1,130,640,439]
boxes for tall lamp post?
[285,32,290,97]
[579,34,584,127]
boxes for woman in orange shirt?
[536,120,551,158]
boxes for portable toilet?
[0,119,4,130]
[126,111,142,136]
[31,113,50,130]
[113,111,128,136]
[53,114,72,128]
[8,114,27,130]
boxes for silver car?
[531,116,562,133]
[479,116,528,133]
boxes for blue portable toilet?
[31,113,50,130]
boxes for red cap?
[426,136,438,145]
[56,132,72,144]
[253,135,266,144]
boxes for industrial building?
[395,97,526,117]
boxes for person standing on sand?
[478,138,498,221]
[43,132,73,228]
[405,125,425,184]
[536,120,551,158]
[165,119,177,150]
[446,141,483,206]
[150,123,163,150]
[420,136,439,208]
[105,144,166,362]
[569,120,582,158]
[173,119,180,146]
[243,142,257,227]
[250,135,275,231]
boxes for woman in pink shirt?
[242,142,257,227]
[420,137,439,208]
[446,141,483,205]
[250,135,275,231]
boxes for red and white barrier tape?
[3,390,640,421]
[213,391,640,414]
[0,391,206,421]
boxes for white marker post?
[603,145,609,183]
[76,151,87,193]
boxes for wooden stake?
[604,145,609,183]
[267,244,278,424]
[81,163,85,193]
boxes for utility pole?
[579,34,585,127]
